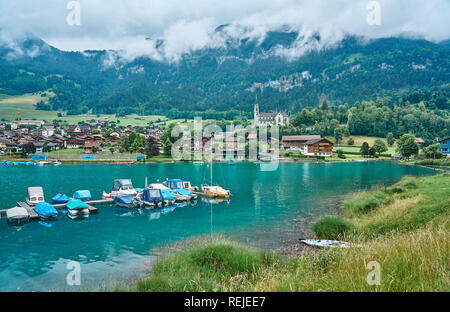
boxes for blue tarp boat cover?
[52,193,71,204]
[34,202,58,217]
[160,189,177,201]
[176,188,192,196]
[143,189,163,204]
[114,194,133,205]
[66,199,89,210]
[73,190,91,200]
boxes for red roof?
[415,138,425,144]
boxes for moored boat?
[105,179,137,198]
[114,194,141,208]
[6,207,29,226]
[148,183,177,205]
[73,190,91,201]
[183,181,199,192]
[26,187,45,206]
[140,188,163,207]
[66,199,90,216]
[34,202,58,219]
[163,179,197,201]
[102,191,113,199]
[201,185,231,198]
[51,193,71,204]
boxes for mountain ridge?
[0,32,448,117]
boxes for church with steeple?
[253,101,289,127]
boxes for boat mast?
[210,145,213,186]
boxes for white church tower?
[254,104,260,127]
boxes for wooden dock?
[0,198,113,219]
[17,202,40,220]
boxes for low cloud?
[0,0,449,64]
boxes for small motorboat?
[183,181,199,192]
[140,188,163,207]
[114,194,141,208]
[6,207,29,226]
[227,160,235,166]
[299,239,361,248]
[52,193,71,204]
[26,187,45,206]
[148,183,177,205]
[110,179,137,197]
[201,185,231,198]
[73,190,91,201]
[164,179,197,201]
[34,202,58,219]
[66,199,89,216]
[102,191,113,199]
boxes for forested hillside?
[0,32,449,142]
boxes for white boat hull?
[68,208,90,216]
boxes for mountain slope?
[0,33,449,117]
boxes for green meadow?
[0,92,169,127]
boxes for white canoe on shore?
[300,239,360,248]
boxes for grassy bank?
[119,173,449,292]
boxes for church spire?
[254,93,259,126]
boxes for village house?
[41,124,55,137]
[84,141,102,153]
[281,135,333,157]
[33,142,45,154]
[18,120,46,127]
[301,138,334,157]
[66,137,85,149]
[67,124,92,136]
[438,137,450,157]
[281,135,321,150]
[415,138,425,147]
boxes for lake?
[0,161,435,291]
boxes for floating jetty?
[0,199,114,220]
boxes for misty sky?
[0,0,449,62]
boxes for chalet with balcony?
[281,135,321,150]
[302,138,334,157]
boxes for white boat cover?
[6,207,29,219]
[28,187,44,198]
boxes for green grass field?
[333,145,396,155]
[327,135,395,147]
[0,92,169,127]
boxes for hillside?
[0,32,449,119]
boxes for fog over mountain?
[0,0,449,63]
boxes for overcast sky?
[0,0,449,62]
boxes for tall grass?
[136,236,281,292]
[312,216,353,239]
[343,190,393,217]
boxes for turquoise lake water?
[0,161,435,291]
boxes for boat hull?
[68,208,90,216]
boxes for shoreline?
[0,157,397,165]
